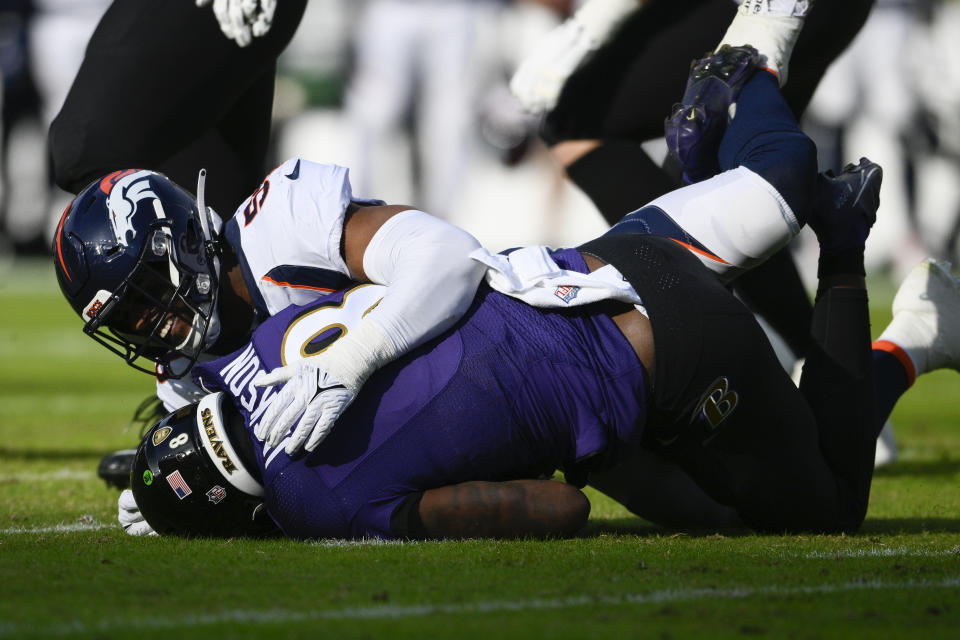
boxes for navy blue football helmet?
[131,392,277,537]
[54,169,220,378]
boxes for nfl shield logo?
[554,285,580,304]
[206,485,227,504]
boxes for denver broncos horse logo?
[99,169,158,246]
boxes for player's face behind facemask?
[131,392,278,538]
[98,249,212,368]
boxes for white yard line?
[2,577,958,637]
[0,469,94,483]
[803,546,960,559]
[0,521,109,535]
[307,538,418,548]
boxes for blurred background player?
[48,0,308,219]
[343,0,503,219]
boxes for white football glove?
[197,0,277,48]
[510,19,600,115]
[254,360,357,455]
[118,489,157,536]
[510,0,640,114]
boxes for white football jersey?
[223,157,376,315]
[157,158,377,411]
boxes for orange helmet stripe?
[55,201,73,282]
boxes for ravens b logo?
[692,376,739,433]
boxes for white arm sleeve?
[361,209,486,351]
[307,209,486,390]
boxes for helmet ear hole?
[185,217,200,247]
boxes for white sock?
[717,1,813,85]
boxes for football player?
[56,4,812,467]
[56,6,810,477]
[55,8,853,477]
[54,160,488,456]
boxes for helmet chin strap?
[195,169,222,281]
[196,169,212,240]
[196,168,222,350]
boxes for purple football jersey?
[194,249,649,539]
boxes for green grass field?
[1,257,958,639]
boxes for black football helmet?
[131,392,278,537]
[53,169,221,378]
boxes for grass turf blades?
[1,258,959,638]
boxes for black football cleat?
[97,449,137,490]
[809,157,883,255]
[664,45,761,184]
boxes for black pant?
[546,0,875,143]
[49,0,307,214]
[580,234,876,533]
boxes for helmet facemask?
[82,208,220,379]
[57,169,224,379]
